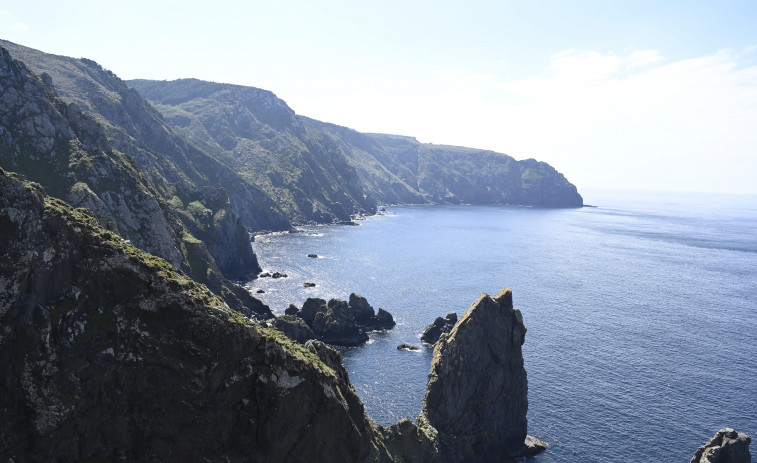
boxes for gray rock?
[417,288,546,461]
[421,312,457,344]
[303,282,316,288]
[397,344,421,351]
[349,293,376,325]
[691,428,752,463]
[300,297,327,326]
[311,299,369,346]
[348,293,396,330]
[284,304,299,316]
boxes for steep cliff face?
[0,39,289,235]
[128,78,583,215]
[418,289,546,462]
[128,78,378,224]
[0,45,267,316]
[0,170,390,462]
[367,134,583,207]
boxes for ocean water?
[249,189,757,462]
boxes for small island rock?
[421,312,458,344]
[691,428,752,463]
[397,344,421,351]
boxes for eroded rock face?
[691,428,752,463]
[418,289,546,462]
[0,171,388,462]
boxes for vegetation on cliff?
[0,44,269,317]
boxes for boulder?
[691,428,752,463]
[304,282,316,288]
[421,312,457,344]
[307,254,319,258]
[417,289,546,461]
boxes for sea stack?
[691,428,752,463]
[417,288,546,462]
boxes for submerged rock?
[421,312,457,344]
[397,344,421,351]
[417,288,546,461]
[691,428,752,463]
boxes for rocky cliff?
[0,170,546,462]
[0,170,388,461]
[127,79,583,216]
[418,289,547,462]
[0,44,268,317]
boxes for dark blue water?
[249,189,757,462]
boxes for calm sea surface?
[249,189,757,462]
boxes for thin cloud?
[411,48,757,193]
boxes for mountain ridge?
[130,77,584,213]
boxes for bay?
[249,189,757,462]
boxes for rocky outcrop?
[417,289,547,462]
[421,312,457,344]
[691,428,752,463]
[0,170,392,462]
[271,315,316,344]
[284,294,395,346]
[311,299,370,346]
[349,293,396,330]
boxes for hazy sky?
[2,0,756,194]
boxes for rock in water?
[418,288,546,461]
[421,312,457,344]
[691,428,752,463]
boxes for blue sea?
[249,189,757,462]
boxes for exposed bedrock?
[417,288,547,462]
[283,293,395,346]
[691,428,752,463]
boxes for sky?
[2,0,757,194]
